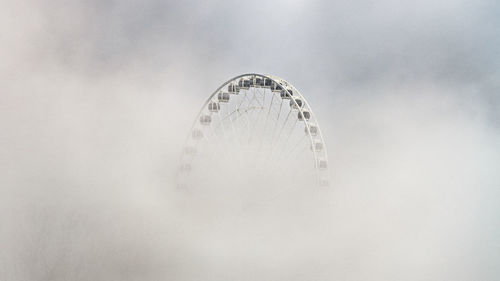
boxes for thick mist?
[1,0,499,281]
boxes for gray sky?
[1,0,499,281]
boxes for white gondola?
[298,111,311,121]
[304,125,318,136]
[199,115,211,125]
[180,163,192,172]
[248,76,256,87]
[263,77,272,88]
[254,76,264,87]
[319,176,329,187]
[310,140,323,152]
[318,158,328,170]
[238,78,250,90]
[208,102,220,112]
[184,146,197,155]
[290,98,303,109]
[281,88,293,99]
[218,92,230,102]
[271,82,283,92]
[192,129,203,140]
[228,83,240,94]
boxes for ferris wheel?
[177,74,329,191]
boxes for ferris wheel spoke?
[226,100,243,149]
[267,99,285,155]
[214,110,234,160]
[269,108,293,158]
[274,135,309,170]
[275,118,299,158]
[256,91,276,158]
[290,136,308,160]
[248,93,267,144]
[243,89,256,109]
[272,99,284,131]
[235,90,254,141]
[269,93,283,117]
[247,88,265,125]
[229,102,249,149]
[254,87,265,108]
[244,88,258,140]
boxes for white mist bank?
[1,0,499,280]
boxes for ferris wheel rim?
[180,73,330,186]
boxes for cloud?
[1,0,499,280]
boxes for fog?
[1,0,499,280]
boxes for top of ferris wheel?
[175,73,330,188]
[229,73,290,84]
[202,73,327,155]
[218,73,301,94]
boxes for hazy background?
[1,0,499,280]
